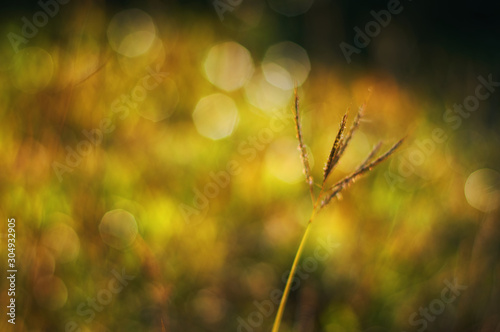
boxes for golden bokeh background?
[0,1,499,331]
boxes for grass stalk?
[270,90,403,332]
[271,217,314,332]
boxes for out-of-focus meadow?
[0,1,499,331]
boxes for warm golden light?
[107,9,156,57]
[192,93,239,140]
[465,168,500,212]
[99,209,139,250]
[204,41,254,91]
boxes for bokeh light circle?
[261,62,293,90]
[33,276,68,310]
[192,93,239,140]
[118,36,166,76]
[218,1,266,31]
[204,41,254,91]
[41,223,80,263]
[244,71,293,113]
[464,168,500,212]
[192,289,227,324]
[99,209,139,250]
[107,9,156,57]
[262,41,311,88]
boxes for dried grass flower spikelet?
[271,87,405,332]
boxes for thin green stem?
[271,217,313,332]
[271,181,328,332]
